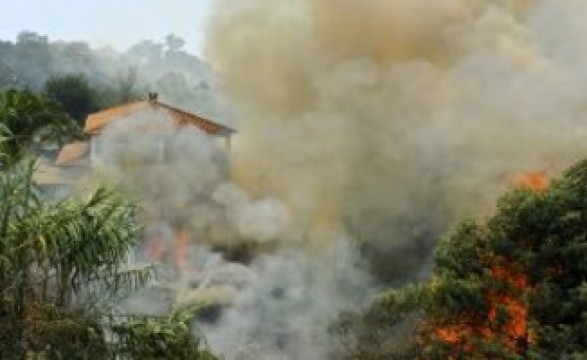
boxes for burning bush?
[338,158,587,359]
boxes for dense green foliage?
[0,89,79,166]
[43,74,100,125]
[340,159,587,359]
[43,69,151,126]
[0,161,146,359]
[111,306,218,360]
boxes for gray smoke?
[81,112,374,359]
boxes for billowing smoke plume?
[205,0,587,281]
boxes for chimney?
[148,92,159,102]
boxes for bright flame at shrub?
[174,226,191,271]
[511,171,550,191]
[435,265,531,351]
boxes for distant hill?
[0,31,228,121]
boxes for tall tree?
[164,34,186,54]
[0,59,20,90]
[44,74,99,125]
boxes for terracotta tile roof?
[83,100,147,134]
[84,100,235,136]
[55,141,90,166]
[157,103,235,135]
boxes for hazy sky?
[0,0,213,55]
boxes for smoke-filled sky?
[0,0,212,54]
[206,0,587,282]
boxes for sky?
[0,0,213,55]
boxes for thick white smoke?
[213,183,292,243]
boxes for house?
[35,93,235,186]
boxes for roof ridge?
[156,102,236,134]
[83,97,235,135]
[86,98,147,117]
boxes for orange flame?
[146,236,165,261]
[487,266,530,343]
[174,226,191,271]
[435,265,531,351]
[510,171,549,191]
[434,170,545,352]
